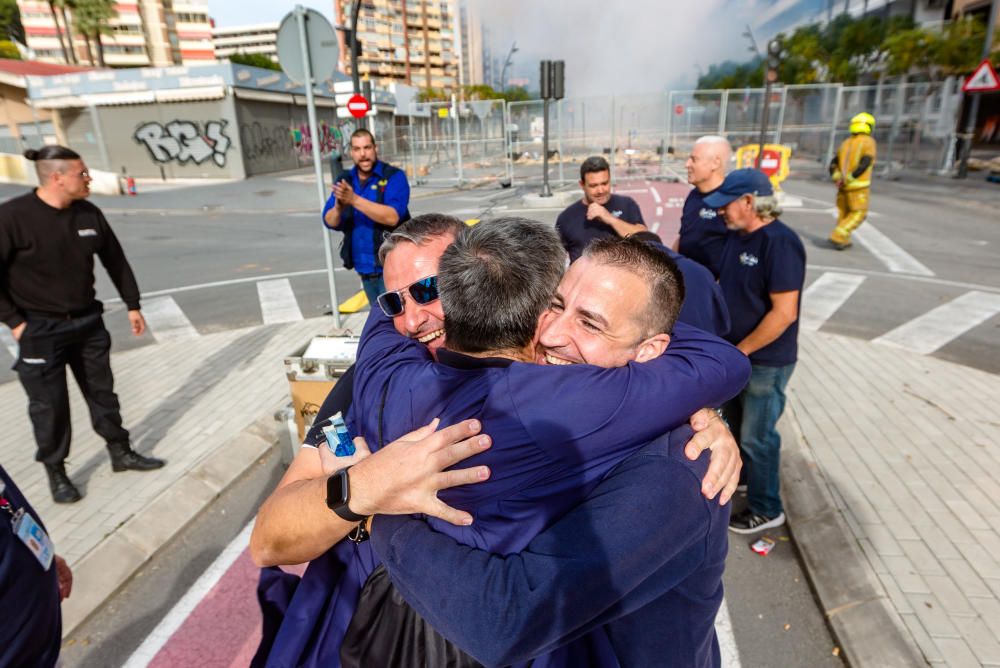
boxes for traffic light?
[539,60,565,100]
[766,38,782,83]
[342,28,362,60]
[362,79,372,101]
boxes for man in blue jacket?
[322,129,410,304]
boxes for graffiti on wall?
[290,120,346,160]
[239,121,292,163]
[134,120,232,167]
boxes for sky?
[208,0,827,96]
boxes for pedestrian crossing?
[0,271,997,378]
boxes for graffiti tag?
[134,120,232,167]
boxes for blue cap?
[703,168,774,208]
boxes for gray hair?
[752,194,783,220]
[694,135,732,168]
[438,217,565,354]
[378,213,467,264]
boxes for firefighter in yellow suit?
[829,112,877,249]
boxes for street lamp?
[499,41,518,92]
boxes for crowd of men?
[1,127,810,667]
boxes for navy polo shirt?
[321,160,410,275]
[718,220,806,367]
[0,466,61,668]
[556,194,644,262]
[678,186,728,278]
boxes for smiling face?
[537,256,669,368]
[381,234,455,357]
[580,169,612,206]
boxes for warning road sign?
[962,59,1000,93]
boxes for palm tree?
[73,0,116,67]
[45,0,70,63]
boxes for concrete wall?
[234,98,351,177]
[58,97,247,179]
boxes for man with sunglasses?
[0,145,164,505]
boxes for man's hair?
[694,135,732,167]
[751,194,783,220]
[351,128,375,145]
[438,217,565,354]
[579,155,610,181]
[583,237,686,339]
[378,213,466,264]
[24,145,82,183]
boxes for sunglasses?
[376,275,439,317]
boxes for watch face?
[326,470,349,510]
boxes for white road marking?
[853,222,934,276]
[257,279,304,324]
[650,186,662,204]
[716,597,742,667]
[801,272,867,331]
[142,296,200,343]
[651,222,661,234]
[656,206,663,217]
[873,291,1000,355]
[102,268,351,305]
[613,188,651,195]
[0,327,17,360]
[123,521,253,668]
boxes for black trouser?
[14,311,129,466]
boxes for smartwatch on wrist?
[326,467,367,523]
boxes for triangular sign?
[963,59,1000,93]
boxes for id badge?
[14,510,54,571]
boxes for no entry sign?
[347,94,371,118]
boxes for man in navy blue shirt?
[1,465,73,668]
[322,129,410,305]
[556,156,647,262]
[675,136,731,277]
[705,168,806,534]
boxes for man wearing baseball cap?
[704,168,806,534]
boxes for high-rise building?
[335,0,460,92]
[16,0,214,67]
[213,23,280,62]
[456,0,483,87]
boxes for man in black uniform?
[555,155,647,262]
[0,146,164,504]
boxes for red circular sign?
[674,104,684,115]
[347,94,370,119]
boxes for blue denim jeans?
[723,362,796,518]
[360,274,386,309]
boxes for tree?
[884,16,996,81]
[229,52,281,70]
[0,0,24,43]
[45,0,71,63]
[72,0,115,66]
[0,39,20,59]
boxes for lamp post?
[499,41,518,91]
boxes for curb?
[780,407,928,667]
[59,407,286,637]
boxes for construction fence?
[376,78,964,186]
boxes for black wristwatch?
[326,467,367,523]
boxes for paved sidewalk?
[783,329,1000,667]
[1,312,366,634]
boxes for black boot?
[45,463,82,504]
[108,442,166,472]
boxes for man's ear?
[634,333,671,363]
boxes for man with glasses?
[0,146,163,505]
[322,129,411,305]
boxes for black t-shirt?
[0,465,61,668]
[678,186,728,278]
[556,194,644,263]
[718,220,806,367]
[0,190,141,328]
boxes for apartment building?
[457,0,483,87]
[16,0,215,67]
[335,0,460,92]
[213,23,280,62]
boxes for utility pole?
[349,0,361,94]
[956,0,998,179]
[499,41,517,92]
